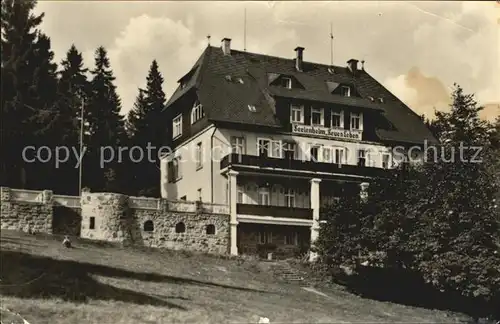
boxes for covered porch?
[237,223,311,259]
[226,169,369,260]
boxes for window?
[143,220,154,232]
[284,232,298,245]
[283,141,297,160]
[257,139,281,158]
[340,86,351,97]
[248,104,257,112]
[237,187,244,203]
[173,114,182,138]
[331,110,344,128]
[284,188,295,207]
[258,187,270,205]
[206,224,216,235]
[270,141,282,158]
[230,136,245,154]
[89,217,95,230]
[197,188,202,201]
[290,105,304,123]
[196,142,203,169]
[168,156,182,182]
[281,77,292,89]
[311,107,324,126]
[322,147,332,163]
[358,149,366,167]
[350,112,363,130]
[309,145,320,161]
[258,139,270,157]
[258,231,272,244]
[175,222,186,233]
[191,100,204,124]
[382,153,391,169]
[180,196,187,201]
[334,148,345,165]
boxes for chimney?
[221,38,231,55]
[347,59,359,74]
[294,46,304,71]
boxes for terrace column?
[309,178,321,262]
[228,170,239,255]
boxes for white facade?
[161,125,396,204]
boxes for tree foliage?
[1,0,46,188]
[125,60,167,196]
[84,46,126,192]
[317,85,500,317]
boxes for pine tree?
[86,46,126,192]
[27,32,60,190]
[125,88,147,138]
[0,0,52,188]
[126,60,167,196]
[433,84,490,146]
[40,45,89,194]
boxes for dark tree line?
[1,0,166,196]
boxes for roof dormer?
[329,82,358,97]
[269,74,305,90]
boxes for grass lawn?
[0,230,471,324]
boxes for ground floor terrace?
[225,170,372,260]
[237,223,310,259]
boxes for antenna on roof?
[244,8,247,51]
[330,22,334,66]
[207,35,211,46]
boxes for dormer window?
[281,77,292,89]
[290,104,304,124]
[350,112,363,130]
[331,110,344,128]
[191,100,204,124]
[340,86,351,97]
[311,108,324,126]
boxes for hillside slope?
[0,230,469,324]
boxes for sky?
[35,1,499,121]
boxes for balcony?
[221,153,393,179]
[237,203,313,220]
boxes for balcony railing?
[237,203,313,220]
[221,153,392,178]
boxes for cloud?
[105,15,204,114]
[385,67,451,119]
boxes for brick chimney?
[347,59,359,74]
[295,46,304,71]
[221,38,231,55]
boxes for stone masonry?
[80,192,229,254]
[0,187,53,234]
[1,187,231,255]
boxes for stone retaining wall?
[0,187,53,234]
[0,187,230,254]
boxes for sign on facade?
[292,124,362,140]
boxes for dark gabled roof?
[164,45,438,145]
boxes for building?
[160,38,437,259]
